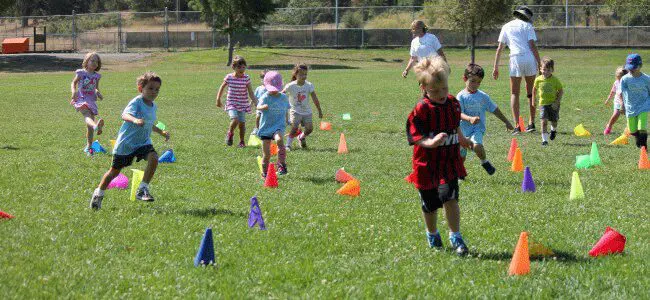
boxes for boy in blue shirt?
[621,53,650,149]
[458,64,514,174]
[90,72,170,210]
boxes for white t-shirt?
[284,80,315,115]
[409,33,442,61]
[498,19,537,56]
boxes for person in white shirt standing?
[402,20,447,78]
[492,6,541,134]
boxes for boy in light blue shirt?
[257,71,291,177]
[458,64,514,175]
[621,53,650,149]
[90,72,170,210]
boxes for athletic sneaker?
[84,147,94,157]
[225,131,234,146]
[603,127,612,135]
[427,232,443,249]
[481,161,496,175]
[550,130,557,140]
[526,123,536,132]
[276,163,288,175]
[89,193,103,210]
[450,236,469,256]
[542,141,549,146]
[299,136,307,148]
[136,186,155,202]
[512,127,521,135]
[285,145,291,152]
[237,141,245,148]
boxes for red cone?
[0,210,14,219]
[264,163,278,188]
[589,227,626,257]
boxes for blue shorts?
[228,110,246,122]
[463,128,484,145]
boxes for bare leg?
[606,110,621,129]
[228,119,239,133]
[423,211,438,233]
[303,122,313,137]
[525,75,536,126]
[473,144,486,161]
[443,200,460,233]
[275,132,286,164]
[98,167,121,190]
[238,122,246,143]
[255,114,261,129]
[262,140,271,165]
[142,152,159,184]
[541,119,548,133]
[510,76,522,124]
[81,109,97,148]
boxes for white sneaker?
[136,186,155,202]
[90,193,103,210]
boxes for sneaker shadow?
[180,207,246,218]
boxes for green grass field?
[0,48,648,298]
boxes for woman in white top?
[402,20,446,78]
[492,6,541,134]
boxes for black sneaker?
[481,161,496,175]
[526,123,536,132]
[512,127,521,135]
[276,163,288,175]
[550,130,557,140]
[542,141,549,146]
[450,236,469,256]
[299,136,307,148]
[89,193,103,210]
[427,233,443,249]
[136,186,155,202]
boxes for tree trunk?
[470,34,476,65]
[227,31,233,66]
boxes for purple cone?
[248,196,266,230]
[522,166,536,192]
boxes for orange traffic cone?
[639,147,650,170]
[508,232,530,276]
[264,164,278,188]
[0,210,14,219]
[270,142,278,156]
[507,138,518,162]
[337,179,360,196]
[320,121,332,131]
[518,116,525,132]
[335,168,356,183]
[338,133,348,154]
[511,147,524,172]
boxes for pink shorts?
[73,100,98,115]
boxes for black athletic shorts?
[112,145,156,169]
[418,179,459,213]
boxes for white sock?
[480,159,489,164]
[542,133,549,142]
[94,188,104,196]
[138,182,149,190]
[550,125,556,131]
[449,231,462,239]
[428,229,440,236]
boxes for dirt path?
[0,52,155,73]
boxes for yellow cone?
[256,156,263,175]
[610,134,629,145]
[248,134,262,147]
[130,169,144,201]
[574,124,591,137]
[569,171,584,200]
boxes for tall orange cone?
[337,133,348,154]
[264,164,278,188]
[270,143,279,156]
[511,147,524,172]
[337,179,360,196]
[508,232,530,276]
[518,116,525,132]
[639,147,650,170]
[507,138,518,162]
[0,210,14,219]
[335,168,356,183]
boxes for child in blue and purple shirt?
[70,52,104,155]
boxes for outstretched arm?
[311,91,323,119]
[95,80,103,100]
[216,81,227,108]
[70,75,80,103]
[403,56,418,78]
[493,43,505,80]
[492,107,514,130]
[247,83,258,106]
[152,124,170,141]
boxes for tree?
[425,0,514,64]
[607,0,650,26]
[189,0,276,66]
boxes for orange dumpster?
[2,38,29,54]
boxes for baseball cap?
[263,71,283,92]
[625,53,642,70]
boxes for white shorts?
[509,53,537,78]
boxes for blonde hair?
[291,63,309,81]
[232,55,247,68]
[414,56,450,89]
[541,57,555,70]
[137,71,162,88]
[82,52,101,72]
[615,66,628,79]
[410,20,427,33]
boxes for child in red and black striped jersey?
[406,56,474,256]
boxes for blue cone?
[194,227,215,266]
[158,149,176,163]
[91,140,106,153]
[248,196,266,230]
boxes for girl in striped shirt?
[216,55,258,147]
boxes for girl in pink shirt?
[70,52,104,155]
[216,55,258,147]
[604,66,628,135]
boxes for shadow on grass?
[248,64,358,70]
[302,147,339,153]
[0,55,81,73]
[181,207,246,218]
[475,249,588,263]
[1,145,19,150]
[301,175,332,185]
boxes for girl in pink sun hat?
[256,71,291,177]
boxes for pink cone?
[589,227,626,257]
[107,173,129,190]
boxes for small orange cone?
[337,179,360,196]
[337,133,348,154]
[264,164,278,188]
[518,116,525,132]
[511,147,524,172]
[270,142,278,156]
[507,138,518,162]
[320,121,332,131]
[508,232,530,276]
[335,168,356,183]
[0,210,14,219]
[639,147,650,169]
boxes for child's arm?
[122,113,145,127]
[552,88,564,109]
[95,80,103,100]
[216,81,227,108]
[531,86,538,109]
[311,91,323,119]
[152,123,170,141]
[414,132,449,149]
[605,87,615,105]
[247,83,258,106]
[457,127,475,150]
[70,75,80,103]
[460,113,480,125]
[491,108,514,130]
[257,97,268,111]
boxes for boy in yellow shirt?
[533,57,564,146]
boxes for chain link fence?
[1,5,649,53]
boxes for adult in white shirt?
[492,6,541,134]
[402,20,446,78]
